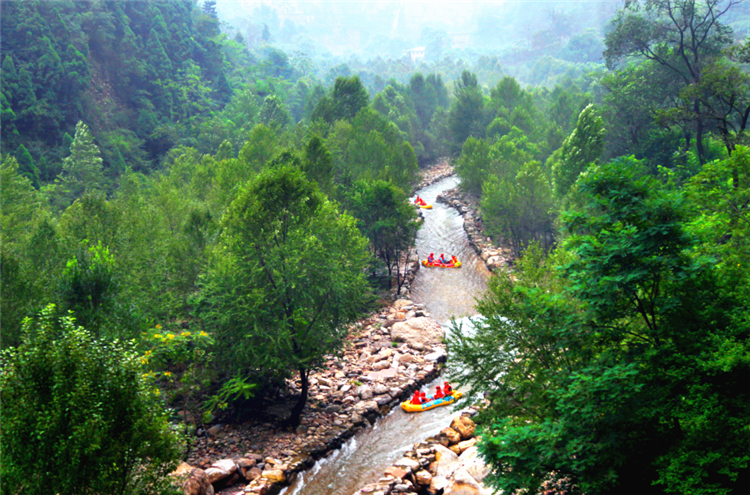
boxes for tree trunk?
[695,100,706,164]
[288,366,308,428]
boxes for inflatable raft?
[401,391,463,413]
[422,259,461,268]
[415,202,433,209]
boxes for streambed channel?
[280,176,490,495]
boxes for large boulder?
[183,468,215,495]
[433,444,460,479]
[458,447,490,483]
[444,468,484,495]
[441,427,462,445]
[451,415,476,440]
[390,317,443,347]
[204,459,236,484]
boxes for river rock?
[390,318,442,347]
[486,256,504,271]
[433,444,460,478]
[393,457,421,472]
[451,416,476,440]
[416,470,433,485]
[393,299,414,310]
[424,350,447,362]
[372,360,390,370]
[261,469,285,483]
[354,400,379,414]
[456,438,477,453]
[444,467,483,495]
[441,427,461,445]
[429,475,450,494]
[374,394,392,406]
[358,385,373,400]
[373,383,390,395]
[204,459,236,484]
[459,447,489,483]
[184,468,215,495]
[206,424,224,438]
[384,466,408,479]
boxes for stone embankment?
[436,188,512,272]
[416,158,454,189]
[176,298,448,495]
[354,411,490,495]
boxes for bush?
[0,304,181,495]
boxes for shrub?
[0,304,181,495]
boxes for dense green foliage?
[0,305,181,495]
[447,1,750,490]
[198,166,370,426]
[2,0,748,492]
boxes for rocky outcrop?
[354,410,491,495]
[390,316,444,348]
[436,188,513,272]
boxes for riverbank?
[436,188,513,272]
[175,161,460,495]
[353,410,491,495]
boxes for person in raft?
[434,386,444,399]
[451,255,458,265]
[420,391,428,404]
[428,253,435,263]
[439,253,449,264]
[443,381,453,395]
[410,390,421,405]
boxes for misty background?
[215,0,748,89]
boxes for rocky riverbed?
[353,411,491,495]
[176,297,450,495]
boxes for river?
[280,176,490,495]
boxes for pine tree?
[202,0,218,19]
[57,121,105,205]
[15,144,39,188]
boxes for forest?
[1,0,749,494]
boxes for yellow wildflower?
[199,331,208,337]
[164,371,171,377]
[155,324,162,329]
[153,388,160,395]
[140,357,149,365]
[166,333,175,340]
[181,331,191,337]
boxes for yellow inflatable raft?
[422,259,461,268]
[401,391,463,413]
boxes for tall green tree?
[54,121,105,207]
[551,103,605,197]
[198,165,370,427]
[346,180,419,294]
[604,0,737,163]
[448,70,486,152]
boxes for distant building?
[404,46,425,62]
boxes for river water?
[280,176,490,495]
